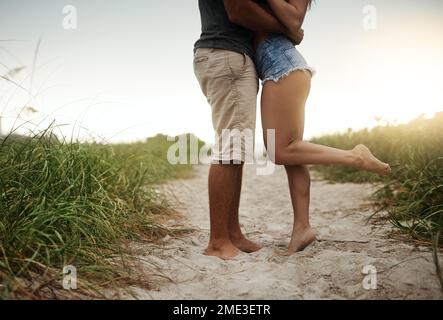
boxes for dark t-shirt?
[194,0,255,60]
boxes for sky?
[0,0,442,144]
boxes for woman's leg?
[285,165,316,252]
[262,70,316,252]
[261,70,390,252]
[261,71,391,174]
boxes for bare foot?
[231,236,262,253]
[288,227,317,253]
[205,241,240,260]
[351,144,391,176]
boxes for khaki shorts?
[193,48,258,163]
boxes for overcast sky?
[1,0,442,143]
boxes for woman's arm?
[224,0,305,45]
[224,0,286,34]
[266,0,310,34]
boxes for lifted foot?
[352,144,391,176]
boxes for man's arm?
[223,0,287,34]
[266,0,310,33]
[223,0,304,44]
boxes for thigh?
[194,49,258,161]
[194,49,258,133]
[261,70,311,148]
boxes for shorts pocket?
[194,55,209,64]
[194,49,211,65]
[227,52,247,79]
[193,49,227,101]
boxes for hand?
[286,28,304,45]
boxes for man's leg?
[194,48,260,259]
[206,163,241,260]
[228,163,262,253]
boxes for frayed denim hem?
[262,66,316,85]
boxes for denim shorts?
[255,35,315,84]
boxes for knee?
[269,140,303,166]
[265,146,285,165]
[268,148,292,166]
[273,150,286,166]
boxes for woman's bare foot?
[288,227,317,253]
[231,236,262,253]
[205,240,240,260]
[351,144,391,175]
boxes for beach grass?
[0,129,198,299]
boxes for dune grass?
[310,113,443,289]
[0,130,196,299]
[310,113,443,243]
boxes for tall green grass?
[311,113,443,243]
[311,113,443,289]
[0,130,196,299]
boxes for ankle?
[349,149,363,167]
[229,232,246,242]
[293,223,311,233]
[208,238,234,249]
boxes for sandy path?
[127,165,442,300]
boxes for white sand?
[123,165,442,300]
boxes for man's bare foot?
[205,240,240,260]
[231,236,262,253]
[351,144,391,175]
[288,227,317,253]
